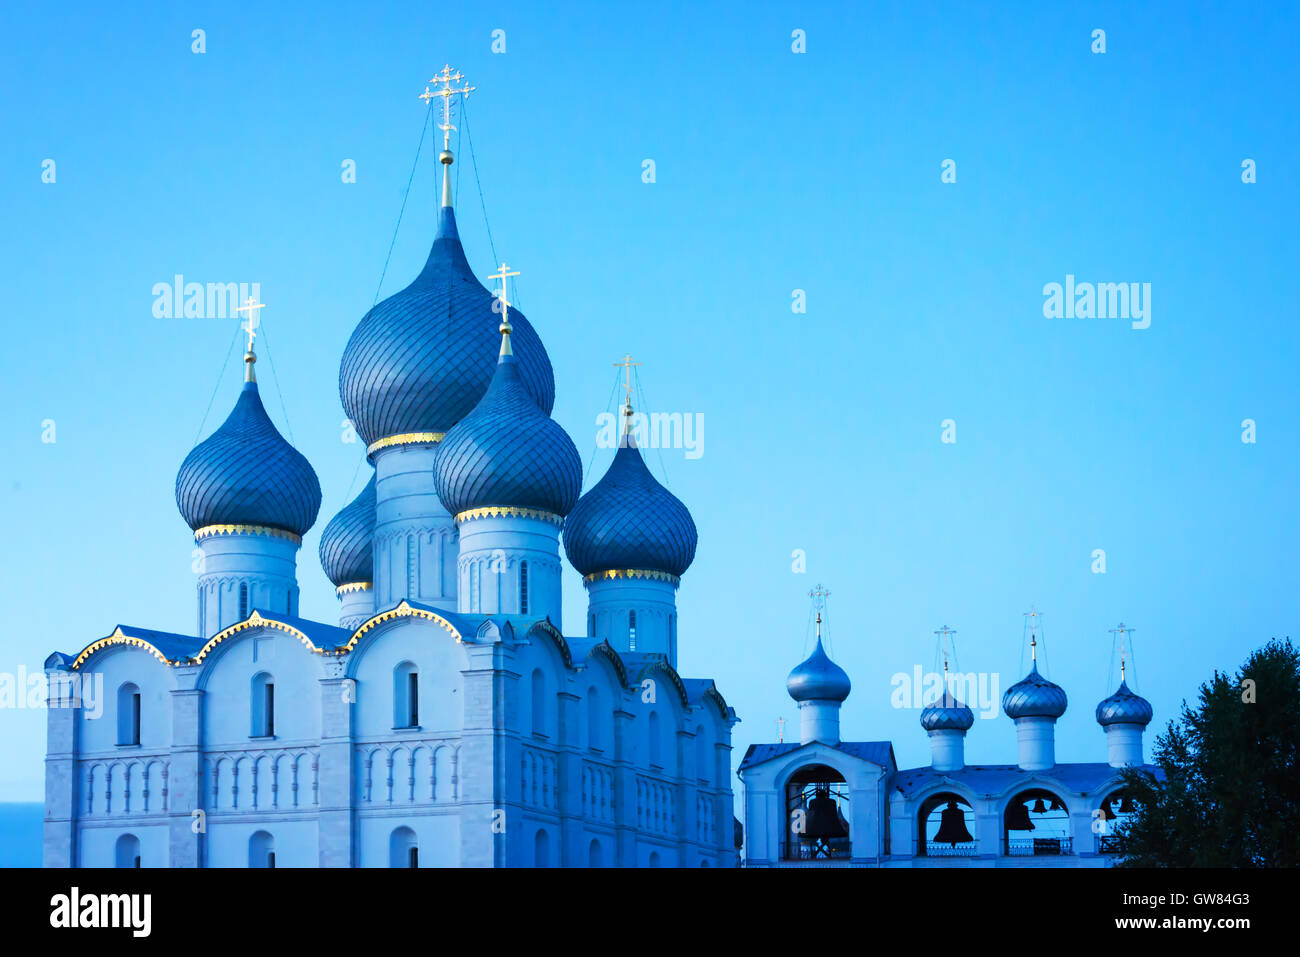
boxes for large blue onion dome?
[1001,661,1068,720]
[319,473,377,587]
[920,688,975,731]
[562,420,698,579]
[787,639,852,703]
[1096,679,1153,727]
[434,334,581,518]
[339,206,555,448]
[176,378,321,537]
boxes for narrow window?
[409,671,419,726]
[394,662,419,728]
[251,673,275,737]
[117,683,141,746]
[629,610,637,651]
[267,852,276,869]
[519,560,529,614]
[239,582,249,619]
[409,847,419,868]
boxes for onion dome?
[1096,679,1153,727]
[319,474,377,587]
[339,206,555,448]
[921,688,975,732]
[176,367,321,536]
[1001,661,1068,720]
[563,411,698,578]
[434,325,581,518]
[787,638,852,703]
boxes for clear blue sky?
[1,1,1296,802]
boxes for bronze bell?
[1030,797,1048,814]
[1006,800,1035,831]
[934,800,974,846]
[804,786,847,840]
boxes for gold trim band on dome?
[336,581,373,596]
[366,432,445,455]
[455,506,564,527]
[582,568,680,586]
[194,524,302,545]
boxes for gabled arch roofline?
[343,600,464,652]
[524,618,573,669]
[69,625,202,671]
[635,656,690,709]
[195,610,331,663]
[587,640,629,688]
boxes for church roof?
[786,638,852,703]
[563,435,698,578]
[738,740,896,772]
[434,342,582,518]
[338,207,555,446]
[319,474,377,587]
[1096,679,1153,727]
[175,381,322,536]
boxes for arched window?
[587,687,602,751]
[534,829,550,867]
[115,833,141,868]
[530,669,546,736]
[917,792,977,857]
[519,560,529,614]
[648,711,662,767]
[394,661,419,728]
[1004,789,1071,857]
[117,683,141,746]
[648,850,661,868]
[588,838,603,868]
[238,582,249,619]
[249,830,274,868]
[628,610,637,651]
[251,672,274,737]
[1097,789,1138,854]
[785,764,850,861]
[390,826,418,868]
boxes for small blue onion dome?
[176,381,322,536]
[339,207,555,446]
[1001,661,1069,720]
[434,343,582,518]
[920,689,975,731]
[562,432,698,578]
[1096,680,1153,727]
[319,474,377,587]
[786,639,852,703]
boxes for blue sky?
[1,0,1296,802]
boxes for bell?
[934,800,974,846]
[1030,798,1048,814]
[804,786,847,840]
[1006,801,1035,831]
[1119,794,1135,814]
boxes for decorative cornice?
[336,581,373,596]
[583,568,680,586]
[194,523,301,545]
[455,506,564,527]
[71,627,183,671]
[195,610,323,663]
[366,432,445,455]
[342,600,463,654]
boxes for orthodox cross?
[613,353,641,409]
[235,296,264,353]
[487,263,519,329]
[1109,622,1135,679]
[808,583,831,613]
[423,64,475,150]
[776,716,785,744]
[1024,606,1043,660]
[934,624,958,676]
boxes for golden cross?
[487,263,519,328]
[613,353,641,408]
[235,297,265,352]
[425,64,476,148]
[1109,622,1135,676]
[808,584,831,611]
